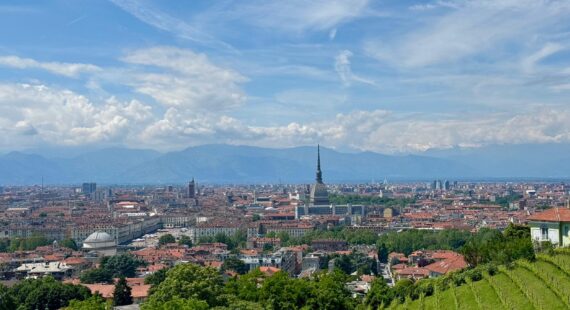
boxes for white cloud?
[0,83,153,147]
[229,0,370,33]
[365,1,570,68]
[0,55,101,77]
[334,50,374,87]
[109,0,234,51]
[521,43,564,73]
[121,46,247,111]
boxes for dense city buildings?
[0,146,568,308]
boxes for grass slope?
[395,252,570,310]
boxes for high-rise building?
[82,183,97,195]
[309,145,329,205]
[188,178,196,199]
[443,180,450,191]
[435,180,442,190]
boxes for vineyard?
[393,252,570,310]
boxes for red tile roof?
[424,255,468,275]
[528,208,570,222]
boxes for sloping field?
[394,252,570,310]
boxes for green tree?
[11,276,91,310]
[308,270,354,310]
[145,267,170,287]
[222,256,248,275]
[503,223,531,239]
[178,235,193,247]
[378,242,389,263]
[80,268,113,284]
[100,253,145,278]
[224,268,265,302]
[158,234,176,246]
[392,279,414,303]
[259,271,313,310]
[113,277,133,306]
[0,284,16,310]
[262,243,274,252]
[143,297,209,310]
[145,263,224,307]
[65,294,110,310]
[60,238,79,251]
[365,278,392,309]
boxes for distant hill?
[395,253,570,309]
[1,143,570,184]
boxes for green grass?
[519,259,570,307]
[392,253,570,309]
[541,252,570,275]
[454,284,479,310]
[423,293,438,310]
[468,278,502,310]
[485,272,534,310]
[435,288,456,310]
[503,266,566,309]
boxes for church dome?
[83,231,117,256]
[84,231,113,243]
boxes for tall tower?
[316,144,323,184]
[188,178,196,199]
[310,145,329,205]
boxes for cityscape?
[1,1,570,309]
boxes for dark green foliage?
[80,268,113,284]
[100,253,145,278]
[286,226,378,246]
[224,269,265,302]
[158,234,175,246]
[392,279,414,303]
[364,278,392,309]
[333,252,377,275]
[7,234,50,252]
[461,227,535,266]
[81,253,145,284]
[60,238,79,250]
[0,284,16,310]
[222,256,248,275]
[11,276,91,310]
[145,263,225,307]
[378,242,389,263]
[178,235,193,247]
[503,223,530,239]
[329,194,414,207]
[259,271,313,310]
[145,267,170,286]
[307,270,355,310]
[0,239,9,252]
[65,294,109,310]
[377,229,471,256]
[113,277,133,306]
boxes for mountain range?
[0,143,569,185]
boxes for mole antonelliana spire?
[310,145,329,205]
[316,144,323,184]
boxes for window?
[565,226,570,236]
[541,227,549,240]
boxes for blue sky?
[0,0,570,154]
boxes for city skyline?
[1,1,570,154]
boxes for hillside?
[394,252,570,309]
